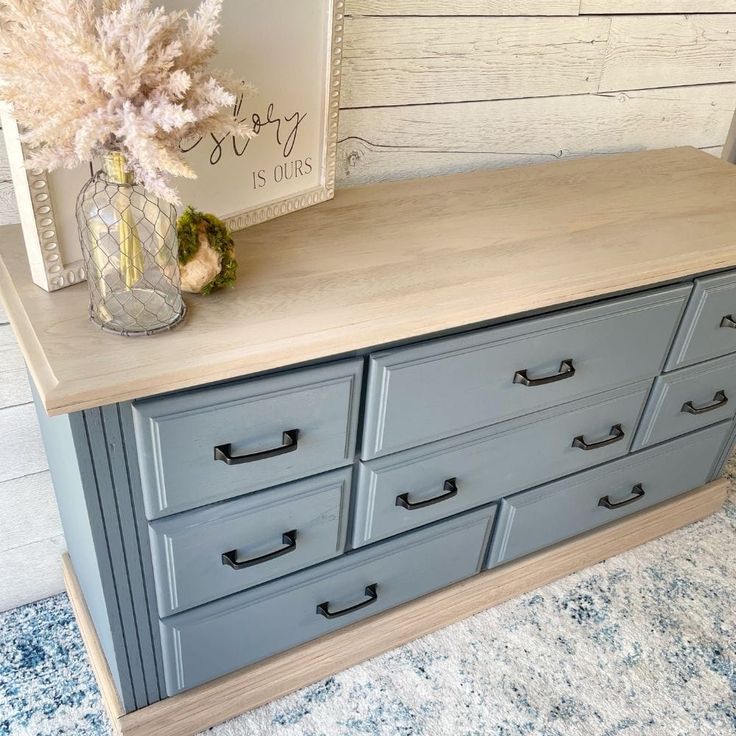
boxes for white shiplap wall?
[0,304,64,611]
[2,2,736,610]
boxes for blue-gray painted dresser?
[2,147,736,736]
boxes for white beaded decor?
[26,166,86,291]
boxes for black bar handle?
[222,530,297,570]
[720,315,736,329]
[316,584,378,619]
[214,429,299,465]
[681,390,728,416]
[572,424,625,451]
[598,483,645,510]
[514,359,576,387]
[395,478,458,511]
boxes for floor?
[2,477,736,736]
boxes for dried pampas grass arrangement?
[0,0,254,203]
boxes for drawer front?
[133,360,363,518]
[634,354,736,450]
[159,506,496,695]
[149,469,352,616]
[666,271,736,370]
[487,421,730,568]
[352,382,651,548]
[363,286,689,458]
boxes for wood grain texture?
[0,131,19,226]
[582,0,736,12]
[346,0,581,14]
[0,534,65,612]
[0,181,19,226]
[600,15,736,92]
[337,85,735,186]
[0,324,31,409]
[5,147,736,416]
[0,471,60,553]
[0,403,47,481]
[342,16,610,107]
[0,132,10,181]
[73,479,726,736]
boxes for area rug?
[2,476,736,736]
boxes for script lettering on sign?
[181,92,314,198]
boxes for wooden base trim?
[65,479,728,736]
[61,554,125,735]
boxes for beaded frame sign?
[1,0,345,292]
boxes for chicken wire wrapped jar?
[76,152,186,336]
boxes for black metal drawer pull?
[598,483,645,510]
[214,429,299,465]
[316,584,378,619]
[720,315,736,329]
[395,478,458,510]
[572,424,625,451]
[513,359,575,387]
[681,390,728,416]
[221,530,298,570]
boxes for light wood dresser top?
[3,146,736,416]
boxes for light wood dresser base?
[63,478,728,736]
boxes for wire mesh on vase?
[76,152,186,336]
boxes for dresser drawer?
[149,469,352,616]
[159,505,496,695]
[634,354,736,450]
[666,271,736,370]
[133,360,363,518]
[487,421,730,568]
[352,382,650,547]
[362,286,689,458]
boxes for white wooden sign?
[2,0,344,292]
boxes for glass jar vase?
[76,152,186,336]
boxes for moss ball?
[177,206,237,295]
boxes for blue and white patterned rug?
[2,481,736,735]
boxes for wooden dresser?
[2,147,736,736]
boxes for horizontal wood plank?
[0,472,61,553]
[342,16,610,107]
[582,1,736,12]
[600,15,736,92]
[346,0,581,14]
[0,324,31,408]
[337,84,735,185]
[0,534,65,612]
[0,136,11,181]
[108,479,727,736]
[4,148,736,414]
[0,403,47,482]
[0,137,19,226]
